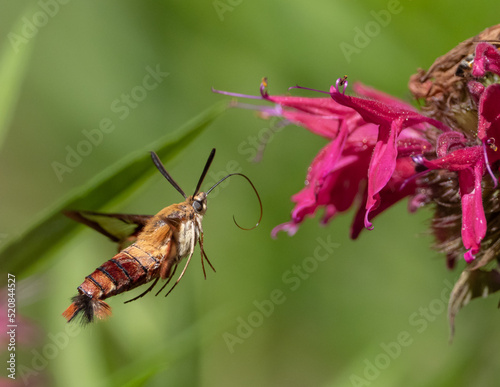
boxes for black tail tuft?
[62,294,111,324]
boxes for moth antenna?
[150,151,187,199]
[206,173,263,230]
[193,148,216,196]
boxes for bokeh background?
[1,1,500,386]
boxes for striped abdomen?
[81,243,160,299]
[63,243,162,323]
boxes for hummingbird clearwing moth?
[62,149,262,324]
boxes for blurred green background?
[1,1,500,386]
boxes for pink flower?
[215,38,500,266]
[267,82,440,239]
[215,25,500,336]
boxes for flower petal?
[329,87,449,228]
[271,222,299,239]
[422,146,483,171]
[351,157,418,238]
[420,145,486,263]
[459,163,486,262]
[472,42,500,77]
[364,119,399,228]
[477,84,500,152]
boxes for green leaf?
[111,365,160,387]
[0,102,227,276]
[0,6,36,150]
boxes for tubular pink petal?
[467,81,485,103]
[353,82,418,111]
[458,163,486,263]
[477,84,500,140]
[472,42,500,77]
[364,119,401,228]
[271,222,299,239]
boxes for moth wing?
[64,210,152,249]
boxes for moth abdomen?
[63,243,162,323]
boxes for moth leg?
[200,234,206,279]
[163,250,194,298]
[198,233,216,279]
[124,277,160,304]
[155,264,178,297]
[199,235,216,279]
[159,241,174,279]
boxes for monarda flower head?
[214,25,500,335]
